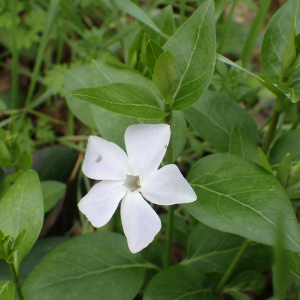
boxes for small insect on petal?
[95,155,102,163]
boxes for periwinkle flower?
[78,124,196,253]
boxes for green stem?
[261,95,285,154]
[180,0,186,25]
[215,239,252,294]
[9,263,25,300]
[11,0,19,108]
[241,0,272,67]
[67,109,74,135]
[218,0,237,53]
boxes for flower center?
[123,175,141,192]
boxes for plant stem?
[218,0,237,53]
[164,205,174,267]
[261,95,285,154]
[215,239,252,294]
[9,263,25,300]
[241,0,272,67]
[11,0,19,108]
[180,0,186,25]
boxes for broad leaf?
[41,181,66,213]
[0,281,14,300]
[146,40,164,74]
[269,130,300,168]
[261,0,300,103]
[0,237,68,282]
[143,265,219,300]
[229,127,259,164]
[163,0,216,110]
[23,232,147,300]
[183,222,273,274]
[184,153,300,252]
[0,170,43,264]
[71,83,168,119]
[184,91,259,152]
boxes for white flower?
[78,124,197,253]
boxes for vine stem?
[164,104,174,268]
[261,95,285,154]
[9,263,25,300]
[215,239,252,294]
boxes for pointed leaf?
[277,153,291,187]
[0,281,14,300]
[183,153,300,252]
[146,40,164,74]
[71,83,168,119]
[258,148,273,174]
[163,0,216,110]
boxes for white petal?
[82,135,132,180]
[121,192,161,253]
[78,180,126,227]
[125,124,170,179]
[140,164,197,205]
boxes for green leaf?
[261,0,300,103]
[0,170,43,264]
[277,153,291,187]
[0,281,14,300]
[217,54,265,83]
[153,50,175,103]
[183,153,300,252]
[183,222,273,274]
[146,40,164,74]
[224,270,266,294]
[144,265,219,300]
[229,127,259,164]
[184,91,258,152]
[269,130,300,168]
[0,237,68,282]
[33,147,78,182]
[71,83,168,119]
[23,232,147,300]
[41,181,66,213]
[170,111,187,162]
[163,0,216,110]
[225,291,251,300]
[258,148,273,174]
[112,0,164,36]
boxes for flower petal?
[78,180,126,227]
[121,192,161,253]
[83,135,132,180]
[125,124,170,178]
[140,164,197,205]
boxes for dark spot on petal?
[95,155,102,163]
[164,145,167,149]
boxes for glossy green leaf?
[269,130,300,168]
[143,265,219,300]
[153,50,175,103]
[184,153,300,252]
[261,0,300,102]
[224,270,266,294]
[41,181,66,213]
[146,40,164,74]
[286,180,300,199]
[170,111,187,162]
[229,127,259,164]
[0,170,43,264]
[23,232,147,300]
[163,0,216,110]
[258,148,273,173]
[113,0,164,36]
[277,153,291,187]
[0,237,68,282]
[71,83,168,119]
[184,91,259,152]
[0,281,14,300]
[182,222,273,274]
